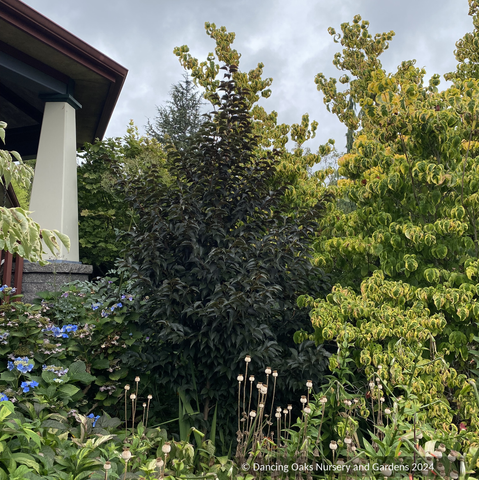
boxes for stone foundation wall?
[22,261,93,303]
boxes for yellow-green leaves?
[404,254,418,272]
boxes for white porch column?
[29,101,79,261]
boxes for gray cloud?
[22,0,476,154]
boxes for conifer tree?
[146,74,204,150]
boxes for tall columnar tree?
[301,9,479,437]
[120,66,331,441]
[174,23,337,216]
[146,74,205,151]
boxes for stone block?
[21,261,93,303]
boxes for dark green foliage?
[120,66,331,443]
[78,128,168,276]
[78,139,128,276]
[146,74,204,150]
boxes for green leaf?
[58,384,80,397]
[52,229,70,252]
[92,358,110,369]
[0,372,16,382]
[0,403,13,422]
[68,361,96,384]
[10,453,40,473]
[40,420,67,430]
[424,268,440,284]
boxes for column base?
[21,261,93,303]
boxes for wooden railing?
[0,251,23,300]
[1,181,24,300]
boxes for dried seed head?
[380,466,392,477]
[287,404,292,410]
[245,355,251,363]
[433,451,443,459]
[304,406,311,415]
[135,376,140,382]
[306,380,313,389]
[378,365,382,370]
[319,396,328,404]
[156,458,164,469]
[104,461,112,470]
[265,367,272,375]
[329,441,338,451]
[369,382,375,389]
[384,408,391,415]
[148,394,153,400]
[272,370,278,377]
[121,448,132,461]
[237,375,244,382]
[124,384,130,391]
[249,410,257,418]
[259,403,264,409]
[256,382,263,390]
[162,443,171,454]
[451,471,459,479]
[448,453,457,462]
[378,384,383,390]
[376,377,380,383]
[130,394,136,400]
[276,407,282,412]
[344,436,352,444]
[380,397,385,403]
[249,375,255,382]
[283,409,288,414]
[353,398,359,404]
[143,403,147,408]
[438,443,446,453]
[343,399,352,406]
[275,412,281,418]
[261,385,267,395]
[300,395,307,404]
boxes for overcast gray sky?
[22,0,473,156]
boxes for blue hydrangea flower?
[87,413,100,427]
[43,365,69,377]
[42,324,79,339]
[0,332,9,341]
[11,357,34,374]
[21,380,39,393]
